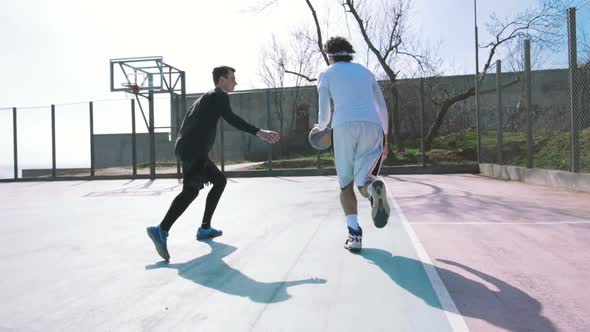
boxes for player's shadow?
[85,180,182,197]
[145,241,326,303]
[359,249,557,332]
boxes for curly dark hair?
[323,36,355,62]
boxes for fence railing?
[0,80,481,182]
[479,6,589,173]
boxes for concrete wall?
[94,132,175,168]
[174,87,319,162]
[169,69,576,162]
[480,163,590,193]
[90,68,577,166]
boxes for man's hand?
[256,129,281,144]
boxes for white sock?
[366,182,374,198]
[346,214,360,231]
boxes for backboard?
[110,56,165,93]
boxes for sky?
[0,0,587,174]
[3,0,581,108]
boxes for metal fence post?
[315,89,321,169]
[13,107,18,179]
[89,102,95,176]
[496,60,504,164]
[524,40,533,168]
[178,71,186,177]
[175,95,181,177]
[148,88,156,179]
[419,78,426,167]
[267,89,273,172]
[131,99,137,176]
[474,0,482,164]
[51,104,56,177]
[568,7,579,173]
[317,151,321,169]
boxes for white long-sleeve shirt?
[317,62,388,134]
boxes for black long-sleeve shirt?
[175,87,259,160]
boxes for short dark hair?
[323,36,355,62]
[212,66,236,85]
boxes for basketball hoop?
[110,57,170,94]
[122,83,140,94]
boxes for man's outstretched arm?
[218,93,280,144]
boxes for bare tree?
[304,0,330,66]
[343,0,428,152]
[255,0,330,158]
[581,29,590,66]
[244,0,281,14]
[252,0,329,69]
[423,0,572,150]
[256,0,435,154]
[258,33,319,157]
[259,35,287,136]
[258,0,569,155]
[580,29,590,129]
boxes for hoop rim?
[121,83,140,93]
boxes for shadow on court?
[389,176,590,222]
[145,240,326,303]
[85,181,182,197]
[359,248,557,332]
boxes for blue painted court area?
[0,177,463,332]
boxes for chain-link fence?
[479,5,589,174]
[576,4,590,172]
[14,106,54,178]
[186,80,480,175]
[3,6,587,182]
[206,87,336,174]
[0,108,13,179]
[386,76,478,167]
[0,94,180,180]
[1,77,481,182]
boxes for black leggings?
[160,160,227,231]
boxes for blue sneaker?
[146,226,170,261]
[196,227,223,240]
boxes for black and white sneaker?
[370,179,390,228]
[344,226,362,253]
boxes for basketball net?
[122,83,140,94]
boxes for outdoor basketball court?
[1,174,589,331]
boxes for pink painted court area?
[1,174,589,331]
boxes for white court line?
[390,194,471,332]
[410,221,590,225]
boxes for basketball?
[308,126,332,150]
